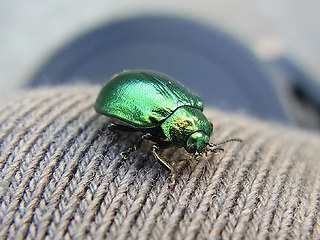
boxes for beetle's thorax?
[160,106,212,148]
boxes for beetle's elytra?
[95,70,241,180]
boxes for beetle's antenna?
[208,138,243,148]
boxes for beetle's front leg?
[199,147,224,158]
[151,143,175,184]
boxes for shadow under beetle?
[95,70,242,182]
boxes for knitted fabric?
[0,86,320,240]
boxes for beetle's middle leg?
[151,144,173,172]
[151,141,176,184]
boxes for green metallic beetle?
[95,70,241,175]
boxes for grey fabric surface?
[0,86,320,239]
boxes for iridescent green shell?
[94,70,204,128]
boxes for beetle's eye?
[186,145,196,153]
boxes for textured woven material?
[0,86,320,239]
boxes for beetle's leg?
[152,144,175,184]
[151,145,174,172]
[120,133,153,159]
[200,146,224,158]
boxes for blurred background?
[1,1,320,129]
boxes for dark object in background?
[29,16,320,128]
[267,57,320,129]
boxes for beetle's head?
[185,131,209,154]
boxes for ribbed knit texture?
[0,86,320,240]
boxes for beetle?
[95,70,241,179]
